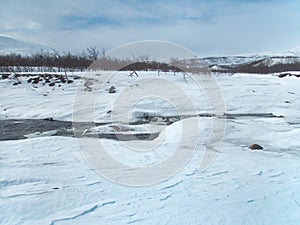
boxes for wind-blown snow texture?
[1,72,300,224]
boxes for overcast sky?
[1,0,300,56]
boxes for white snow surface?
[1,71,300,224]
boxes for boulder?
[249,144,263,150]
[108,86,116,93]
[13,81,21,85]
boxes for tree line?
[1,47,299,74]
[0,47,207,74]
[0,47,101,72]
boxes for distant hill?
[0,35,299,74]
[202,50,300,73]
[0,35,52,55]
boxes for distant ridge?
[0,35,52,55]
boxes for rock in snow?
[108,86,116,93]
[249,143,264,150]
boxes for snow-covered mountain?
[250,56,300,67]
[203,51,300,67]
[202,50,300,73]
[0,35,52,55]
[284,46,300,56]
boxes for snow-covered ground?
[1,71,300,224]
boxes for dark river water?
[0,119,158,141]
[0,113,280,141]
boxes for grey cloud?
[0,0,300,56]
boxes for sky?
[0,0,300,56]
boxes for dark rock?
[49,82,55,86]
[249,144,263,150]
[43,118,54,121]
[32,77,40,84]
[108,86,116,93]
[278,73,300,78]
[1,74,10,79]
[43,162,54,165]
[13,81,21,86]
[278,73,290,78]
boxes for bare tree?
[86,46,99,61]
